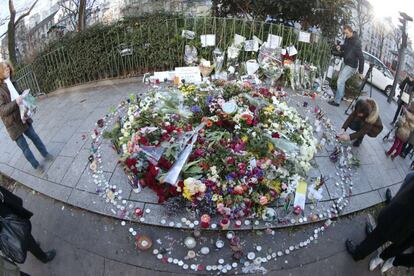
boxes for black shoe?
[385,188,392,204]
[42,249,56,263]
[328,100,340,107]
[365,222,374,235]
[345,239,358,261]
[400,153,407,159]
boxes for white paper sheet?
[200,34,216,47]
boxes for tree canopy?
[211,0,353,39]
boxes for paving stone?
[99,142,119,173]
[46,156,74,183]
[10,169,71,202]
[61,149,90,188]
[0,162,15,177]
[342,191,383,215]
[129,187,159,203]
[104,259,138,276]
[67,189,112,215]
[60,132,88,157]
[109,164,133,200]
[364,164,393,190]
[76,170,112,193]
[347,167,376,195]
[377,182,403,202]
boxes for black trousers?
[393,253,414,267]
[27,233,47,262]
[353,227,388,260]
[392,102,405,124]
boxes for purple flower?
[191,105,202,113]
[226,174,234,181]
[206,95,214,105]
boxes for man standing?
[329,25,365,107]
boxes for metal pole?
[388,47,405,102]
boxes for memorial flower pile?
[109,82,317,218]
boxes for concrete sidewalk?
[11,183,392,276]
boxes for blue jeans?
[15,124,49,169]
[335,65,357,104]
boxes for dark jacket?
[0,186,33,221]
[342,98,383,140]
[398,77,414,102]
[340,32,365,74]
[375,174,414,246]
[0,81,30,141]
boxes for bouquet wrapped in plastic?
[20,90,37,123]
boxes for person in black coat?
[0,186,56,263]
[328,25,364,107]
[346,172,414,272]
[391,75,414,125]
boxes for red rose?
[272,133,281,139]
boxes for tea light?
[193,230,201,238]
[234,220,242,228]
[184,237,197,249]
[215,239,225,249]
[200,214,211,228]
[220,218,230,230]
[187,250,196,259]
[200,247,210,255]
[226,231,235,240]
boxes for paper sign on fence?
[253,35,263,45]
[200,34,216,47]
[287,46,298,56]
[244,40,259,52]
[293,180,308,211]
[298,31,311,43]
[175,67,202,84]
[182,30,195,40]
[267,34,282,48]
[234,34,246,46]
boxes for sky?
[1,0,414,41]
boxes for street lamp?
[388,12,413,102]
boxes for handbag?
[0,215,31,264]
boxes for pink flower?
[259,196,268,205]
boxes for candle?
[136,235,152,251]
[184,237,197,249]
[200,214,211,228]
[135,207,143,217]
[234,220,242,228]
[220,218,230,230]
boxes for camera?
[331,41,342,57]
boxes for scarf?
[4,78,20,101]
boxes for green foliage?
[211,0,353,40]
[22,13,331,94]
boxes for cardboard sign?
[175,67,202,84]
[293,180,308,211]
[267,34,282,48]
[182,30,195,40]
[200,34,216,47]
[298,31,311,43]
[244,40,259,52]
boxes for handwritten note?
[267,34,282,49]
[200,34,216,47]
[298,31,311,43]
[175,67,202,84]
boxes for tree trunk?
[77,0,86,32]
[7,0,17,66]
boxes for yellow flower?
[268,142,274,151]
[264,105,275,113]
[241,135,249,142]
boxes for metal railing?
[16,16,332,94]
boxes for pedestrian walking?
[386,103,414,160]
[328,25,364,107]
[0,61,53,173]
[0,186,56,266]
[400,129,414,158]
[345,172,414,273]
[337,98,383,147]
[391,74,414,125]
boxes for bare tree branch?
[15,0,39,26]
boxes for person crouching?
[337,98,383,147]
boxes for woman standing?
[0,62,52,173]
